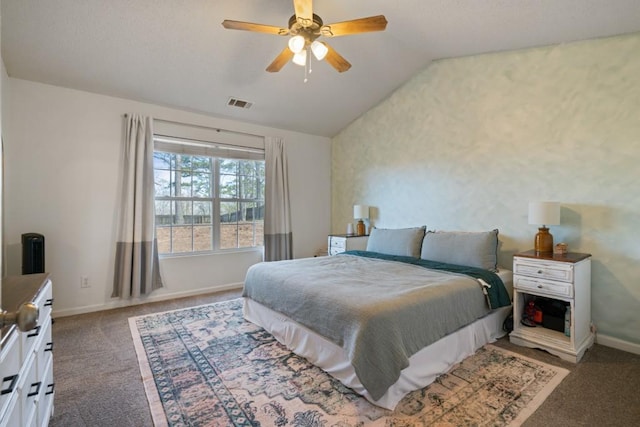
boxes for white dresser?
[328,234,369,256]
[0,274,55,427]
[509,250,593,363]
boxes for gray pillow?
[420,229,499,271]
[366,226,426,257]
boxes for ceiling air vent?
[227,97,253,109]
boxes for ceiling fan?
[222,0,387,74]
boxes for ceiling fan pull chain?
[304,47,310,83]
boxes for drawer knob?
[537,270,543,274]
[0,302,39,332]
[537,284,543,289]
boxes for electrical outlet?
[81,276,90,288]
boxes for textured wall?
[332,33,640,345]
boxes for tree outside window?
[154,151,264,254]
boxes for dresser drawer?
[514,276,573,298]
[19,280,53,367]
[0,331,20,419]
[514,259,573,283]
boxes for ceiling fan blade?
[266,47,295,72]
[321,15,388,37]
[323,43,351,73]
[222,20,289,36]
[293,0,314,27]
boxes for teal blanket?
[343,250,512,309]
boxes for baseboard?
[52,282,244,318]
[596,333,640,356]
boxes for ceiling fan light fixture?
[311,40,328,60]
[288,35,306,54]
[292,49,307,66]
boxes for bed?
[242,227,512,410]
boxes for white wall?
[4,78,331,316]
[333,33,640,350]
[0,7,4,305]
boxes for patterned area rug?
[129,299,568,427]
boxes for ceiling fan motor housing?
[288,13,323,43]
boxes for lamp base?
[356,220,366,236]
[534,226,554,253]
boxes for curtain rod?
[123,114,264,139]
[154,135,264,154]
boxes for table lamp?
[528,201,560,253]
[353,205,369,236]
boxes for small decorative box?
[554,242,568,255]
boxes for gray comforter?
[242,253,504,401]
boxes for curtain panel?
[113,114,163,298]
[264,137,293,261]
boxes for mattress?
[243,269,513,410]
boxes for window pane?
[173,201,193,225]
[177,171,192,197]
[193,226,212,251]
[192,156,212,172]
[220,159,237,174]
[154,170,172,197]
[238,222,255,248]
[253,203,264,221]
[171,226,193,253]
[156,226,171,254]
[220,201,238,223]
[238,202,262,248]
[238,162,256,199]
[176,154,192,170]
[153,152,173,169]
[155,201,171,225]
[220,174,237,198]
[220,224,238,249]
[192,172,211,198]
[193,201,211,224]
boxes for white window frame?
[153,133,265,256]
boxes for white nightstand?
[509,250,593,363]
[328,234,369,256]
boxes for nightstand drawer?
[329,236,346,249]
[329,246,343,256]
[327,235,368,256]
[514,276,573,298]
[514,259,573,283]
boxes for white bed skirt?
[244,293,512,410]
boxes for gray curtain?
[264,137,293,261]
[112,114,163,298]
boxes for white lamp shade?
[528,201,560,226]
[292,49,307,66]
[288,35,305,54]
[311,40,328,60]
[353,205,369,220]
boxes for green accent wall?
[332,33,640,345]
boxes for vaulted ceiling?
[3,1,640,137]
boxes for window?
[153,137,265,255]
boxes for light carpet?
[129,298,568,426]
